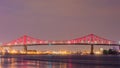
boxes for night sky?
[0,0,120,46]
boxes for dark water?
[0,57,119,68]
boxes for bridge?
[1,34,120,54]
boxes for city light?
[94,51,102,55]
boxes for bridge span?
[1,34,120,55]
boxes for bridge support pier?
[90,44,94,55]
[23,45,27,53]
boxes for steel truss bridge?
[1,34,120,54]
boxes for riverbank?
[1,54,120,65]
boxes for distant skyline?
[0,0,120,44]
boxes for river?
[0,57,120,68]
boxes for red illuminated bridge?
[1,34,120,54]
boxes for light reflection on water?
[0,58,119,68]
